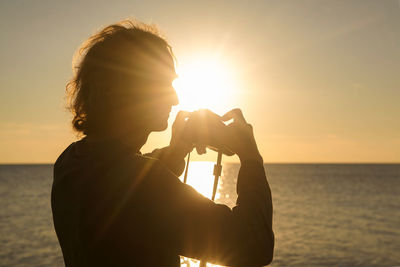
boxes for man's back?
[52,138,274,266]
[52,139,184,266]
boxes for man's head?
[67,20,178,138]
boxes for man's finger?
[175,110,191,121]
[173,110,191,127]
[221,108,247,123]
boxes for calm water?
[0,163,399,267]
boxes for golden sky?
[0,0,399,163]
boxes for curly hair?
[66,19,174,136]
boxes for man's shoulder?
[53,140,178,186]
[124,153,174,178]
[53,141,81,182]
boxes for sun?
[172,56,238,114]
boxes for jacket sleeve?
[142,147,186,177]
[135,158,274,266]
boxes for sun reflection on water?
[179,161,216,199]
[180,258,221,267]
[178,161,224,267]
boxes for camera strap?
[182,151,222,202]
[212,151,223,200]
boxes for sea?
[0,163,399,267]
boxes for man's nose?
[157,86,179,106]
[171,88,179,106]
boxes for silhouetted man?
[51,20,274,267]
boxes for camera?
[183,110,234,156]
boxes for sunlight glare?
[173,56,238,113]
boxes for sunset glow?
[1,1,399,164]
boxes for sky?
[0,0,399,163]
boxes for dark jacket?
[51,138,274,266]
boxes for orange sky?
[0,0,399,163]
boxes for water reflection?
[180,257,221,267]
[178,161,224,267]
[179,161,216,199]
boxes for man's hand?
[169,111,195,157]
[144,111,195,176]
[222,109,263,164]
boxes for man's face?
[132,51,179,132]
[144,74,179,132]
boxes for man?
[52,19,274,266]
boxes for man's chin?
[152,120,169,132]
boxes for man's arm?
[134,157,274,266]
[143,146,186,176]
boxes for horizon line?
[1,162,399,165]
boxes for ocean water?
[0,163,399,267]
